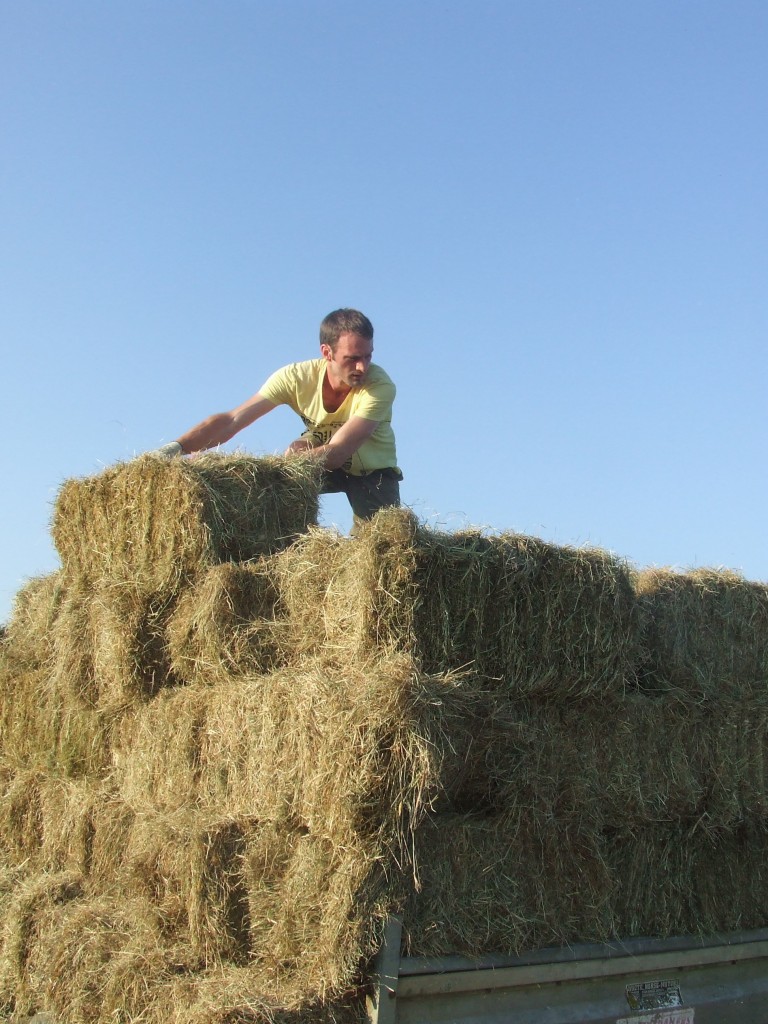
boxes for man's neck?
[322,368,350,413]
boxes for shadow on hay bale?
[637,567,768,700]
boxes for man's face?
[322,332,373,389]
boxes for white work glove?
[151,441,184,458]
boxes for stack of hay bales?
[2,453,768,1023]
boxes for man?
[154,308,402,522]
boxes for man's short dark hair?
[320,308,374,351]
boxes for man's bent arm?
[176,394,277,453]
[286,415,380,470]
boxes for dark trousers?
[321,467,402,525]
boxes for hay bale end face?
[52,454,321,593]
[4,572,63,671]
[637,567,768,699]
[167,560,284,684]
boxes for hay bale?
[117,806,387,999]
[37,777,134,882]
[0,869,83,1018]
[608,825,768,938]
[0,771,134,884]
[275,509,643,697]
[0,768,46,869]
[52,453,320,593]
[403,810,613,957]
[637,567,768,699]
[111,659,487,996]
[160,966,365,1024]
[405,814,768,959]
[0,655,118,780]
[115,657,474,832]
[50,577,182,713]
[28,895,169,1024]
[460,694,707,827]
[4,572,63,670]
[469,694,768,831]
[121,808,254,967]
[167,560,285,684]
[0,665,61,773]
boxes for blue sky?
[2,0,766,622]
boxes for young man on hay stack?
[153,308,402,523]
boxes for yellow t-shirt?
[259,359,399,476]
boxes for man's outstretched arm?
[160,393,277,455]
[285,415,380,470]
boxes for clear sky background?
[2,0,766,623]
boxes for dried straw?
[30,895,169,1024]
[0,869,83,1018]
[167,560,285,684]
[4,572,63,670]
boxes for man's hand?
[285,416,380,470]
[285,437,320,455]
[150,441,184,458]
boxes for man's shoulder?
[270,359,324,386]
[366,363,395,390]
[282,358,324,377]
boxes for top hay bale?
[52,454,321,594]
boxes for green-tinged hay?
[0,657,117,778]
[4,572,63,670]
[52,453,321,592]
[637,567,768,699]
[167,560,286,684]
[0,869,83,1017]
[275,509,643,697]
[608,825,768,938]
[703,707,768,826]
[0,666,59,770]
[404,815,768,959]
[475,695,768,830]
[403,810,614,958]
[460,694,703,826]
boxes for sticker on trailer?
[616,1010,694,1024]
[625,980,684,1010]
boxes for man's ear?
[320,343,333,361]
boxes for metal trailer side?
[367,918,768,1024]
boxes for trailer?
[367,917,768,1024]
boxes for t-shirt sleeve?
[352,379,396,421]
[258,365,294,405]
